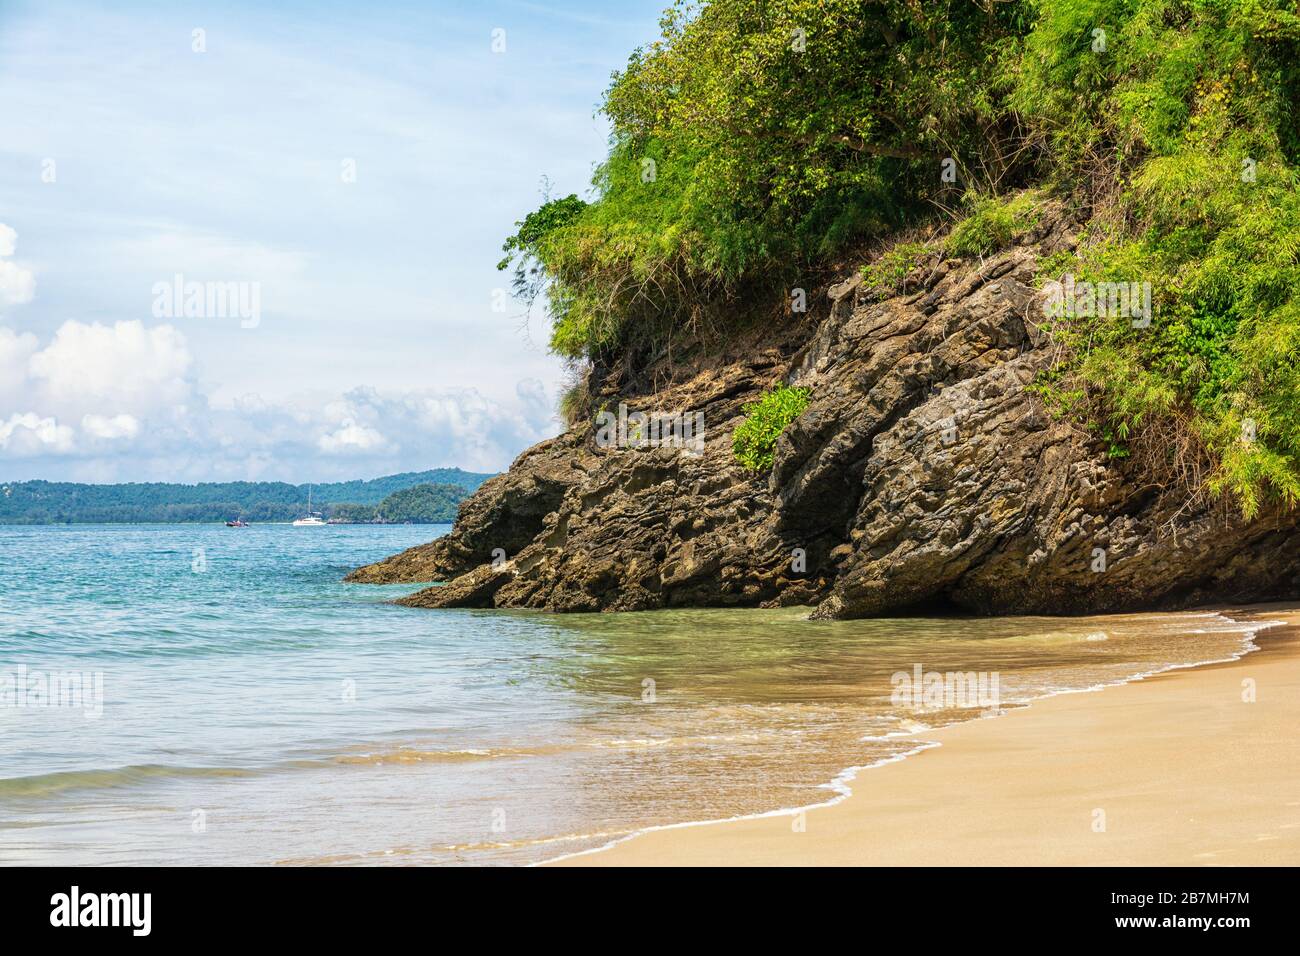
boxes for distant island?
[0,469,495,524]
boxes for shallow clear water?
[0,524,1264,865]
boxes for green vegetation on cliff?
[502,0,1300,516]
[502,0,1030,359]
[1017,1,1300,518]
[733,386,810,471]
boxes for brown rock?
[351,201,1300,617]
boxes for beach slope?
[553,611,1300,866]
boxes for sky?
[0,0,665,482]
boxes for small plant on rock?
[732,385,811,472]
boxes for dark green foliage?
[0,469,492,524]
[501,0,1034,360]
[498,194,589,307]
[370,483,466,523]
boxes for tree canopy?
[0,470,492,523]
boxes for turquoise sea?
[0,524,1269,865]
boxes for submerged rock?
[350,206,1300,617]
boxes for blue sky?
[0,0,665,481]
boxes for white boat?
[292,486,327,526]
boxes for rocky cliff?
[348,204,1300,617]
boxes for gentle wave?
[0,763,259,799]
[0,736,753,798]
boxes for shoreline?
[548,604,1300,867]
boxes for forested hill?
[330,483,471,525]
[0,469,495,524]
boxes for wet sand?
[552,606,1300,866]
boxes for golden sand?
[551,606,1300,866]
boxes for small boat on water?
[225,518,249,527]
[292,486,326,527]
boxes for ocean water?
[0,524,1269,866]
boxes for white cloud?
[82,413,141,440]
[0,223,36,307]
[0,210,559,479]
[0,413,75,456]
[0,318,559,479]
[28,320,193,417]
[308,385,556,473]
[317,420,390,455]
[0,327,38,408]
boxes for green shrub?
[946,192,1042,258]
[557,374,591,428]
[732,386,811,472]
[860,241,933,295]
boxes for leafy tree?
[500,0,1034,360]
[1015,0,1300,515]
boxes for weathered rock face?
[350,206,1300,617]
[344,437,587,584]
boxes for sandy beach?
[552,606,1300,867]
